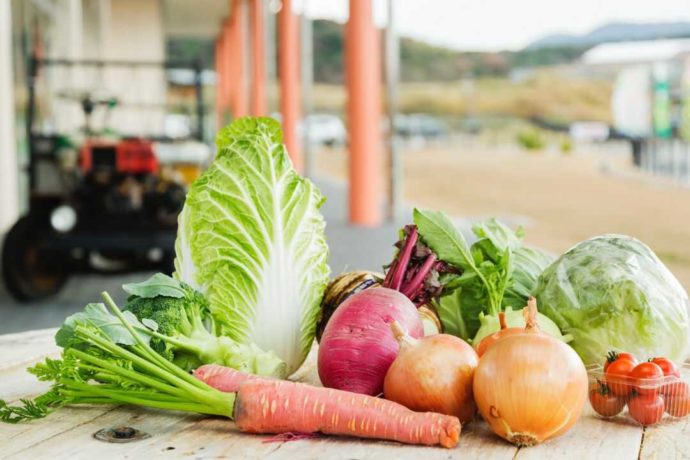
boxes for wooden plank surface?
[0,329,683,460]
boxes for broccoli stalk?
[121,274,286,377]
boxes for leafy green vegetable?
[424,215,557,341]
[55,303,153,348]
[415,210,513,340]
[174,117,330,374]
[535,234,690,365]
[123,273,187,298]
[470,218,554,310]
[120,273,285,376]
[0,292,236,423]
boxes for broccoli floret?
[122,281,214,370]
[121,274,286,376]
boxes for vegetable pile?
[3,116,690,451]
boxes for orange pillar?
[278,0,302,170]
[250,0,266,116]
[346,0,381,225]
[229,0,249,118]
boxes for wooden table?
[1,329,688,460]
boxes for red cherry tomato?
[589,382,626,417]
[631,362,664,396]
[604,351,638,372]
[649,357,680,378]
[605,358,636,397]
[665,393,690,418]
[662,379,690,398]
[628,394,665,425]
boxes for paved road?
[0,178,455,334]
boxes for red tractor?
[2,55,208,301]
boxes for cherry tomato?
[665,393,690,418]
[605,358,636,397]
[649,357,680,378]
[662,379,690,398]
[631,362,664,396]
[628,394,665,425]
[589,383,626,417]
[604,351,638,372]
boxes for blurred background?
[2,0,690,333]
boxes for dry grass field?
[315,140,690,290]
[307,71,612,124]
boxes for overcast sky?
[300,0,690,51]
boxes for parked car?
[395,114,447,139]
[304,114,346,146]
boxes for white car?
[303,114,346,147]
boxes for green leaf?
[174,117,330,374]
[141,318,159,331]
[55,303,152,349]
[413,209,475,270]
[123,273,186,299]
[472,218,524,252]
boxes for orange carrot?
[196,365,460,448]
[193,364,264,392]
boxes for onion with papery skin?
[418,306,442,335]
[384,322,478,423]
[318,287,424,395]
[473,299,587,446]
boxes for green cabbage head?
[535,234,690,366]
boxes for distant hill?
[312,19,586,83]
[527,22,690,49]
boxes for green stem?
[61,389,182,403]
[73,326,228,409]
[68,349,188,399]
[100,292,210,390]
[61,381,232,416]
[74,326,206,399]
[144,329,204,355]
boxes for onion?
[318,287,424,395]
[475,298,542,357]
[384,322,478,423]
[418,306,442,335]
[473,299,587,446]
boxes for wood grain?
[0,329,685,460]
[516,406,643,460]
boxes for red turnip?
[317,287,424,395]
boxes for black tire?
[2,215,69,302]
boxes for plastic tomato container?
[587,362,690,426]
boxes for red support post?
[230,0,249,118]
[278,0,302,171]
[346,0,382,226]
[250,0,266,116]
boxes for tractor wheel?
[2,215,68,302]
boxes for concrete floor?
[0,178,425,334]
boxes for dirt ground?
[315,139,690,290]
